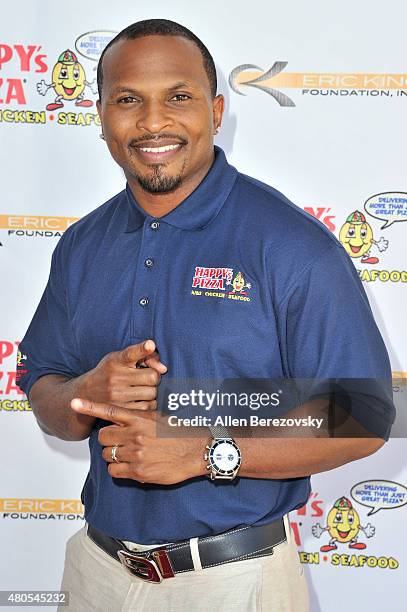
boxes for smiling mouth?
[134,143,184,164]
[350,245,362,253]
[62,86,76,95]
[337,529,350,538]
[139,144,181,154]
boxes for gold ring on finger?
[111,444,120,463]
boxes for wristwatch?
[204,425,242,481]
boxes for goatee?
[136,165,182,194]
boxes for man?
[17,19,394,611]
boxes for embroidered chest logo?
[191,267,252,302]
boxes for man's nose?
[136,99,172,133]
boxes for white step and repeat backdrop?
[1,1,406,610]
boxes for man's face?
[97,35,224,195]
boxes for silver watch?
[204,425,242,481]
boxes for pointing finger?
[71,398,133,425]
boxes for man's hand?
[76,340,167,410]
[71,398,207,485]
[27,339,166,442]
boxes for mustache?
[128,133,188,147]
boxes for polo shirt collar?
[125,146,237,232]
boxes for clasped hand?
[72,340,206,484]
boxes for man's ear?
[213,94,225,132]
[96,99,104,135]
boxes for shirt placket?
[131,217,169,341]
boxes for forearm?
[236,437,385,479]
[233,396,388,479]
[29,374,96,441]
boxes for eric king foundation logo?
[0,214,79,239]
[0,498,84,521]
[229,62,407,107]
[191,266,252,302]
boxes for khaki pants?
[59,516,309,612]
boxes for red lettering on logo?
[14,45,38,72]
[0,78,27,104]
[192,267,234,290]
[0,44,48,73]
[304,206,336,231]
[0,341,14,365]
[5,371,23,395]
[289,521,302,547]
[0,44,13,70]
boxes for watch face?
[209,440,241,475]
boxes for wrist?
[188,436,210,478]
[63,374,96,428]
[66,369,92,400]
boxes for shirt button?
[144,258,154,268]
[139,297,149,307]
[150,220,160,230]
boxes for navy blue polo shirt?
[17,146,394,544]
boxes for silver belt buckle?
[118,549,175,583]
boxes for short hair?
[97,19,217,99]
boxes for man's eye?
[171,94,190,102]
[118,96,138,104]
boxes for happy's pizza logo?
[191,266,252,302]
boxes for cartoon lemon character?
[312,496,375,552]
[16,350,25,367]
[339,210,389,264]
[37,49,97,111]
[229,271,251,295]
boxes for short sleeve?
[16,241,82,398]
[281,242,395,438]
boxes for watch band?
[209,424,230,438]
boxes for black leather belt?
[87,518,287,583]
